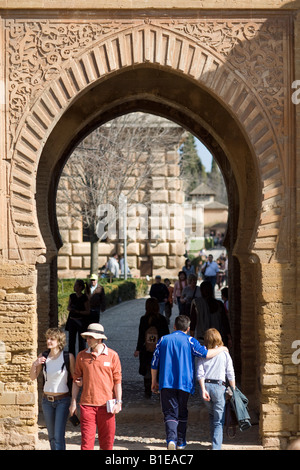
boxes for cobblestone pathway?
[37,295,263,451]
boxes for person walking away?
[151,315,228,450]
[190,280,232,347]
[149,275,169,315]
[134,298,169,397]
[65,279,90,356]
[69,323,122,450]
[201,254,219,292]
[180,274,201,317]
[30,328,75,450]
[106,253,120,279]
[221,287,229,319]
[119,254,131,277]
[88,274,106,323]
[173,271,187,315]
[164,278,173,325]
[182,259,195,277]
[196,328,236,450]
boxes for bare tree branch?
[57,112,184,273]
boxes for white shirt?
[43,351,69,394]
[90,283,97,294]
[204,261,219,276]
[196,349,235,383]
[107,258,120,277]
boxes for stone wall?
[0,264,38,449]
[56,121,187,279]
[0,2,300,450]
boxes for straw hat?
[81,323,107,340]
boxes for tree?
[57,112,183,275]
[207,158,228,204]
[179,134,206,198]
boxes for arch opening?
[3,12,295,450]
[35,66,260,393]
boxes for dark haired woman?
[134,298,169,397]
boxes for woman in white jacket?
[196,328,235,450]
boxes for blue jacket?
[151,330,208,394]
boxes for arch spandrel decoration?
[6,16,292,265]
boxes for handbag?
[201,263,208,275]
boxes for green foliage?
[58,277,148,326]
[207,158,228,203]
[180,134,206,195]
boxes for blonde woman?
[30,328,75,450]
[196,328,235,450]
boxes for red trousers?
[80,405,116,450]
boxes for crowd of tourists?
[30,253,237,451]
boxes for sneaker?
[167,441,176,450]
[177,444,186,450]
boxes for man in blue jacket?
[151,315,228,450]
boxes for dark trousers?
[164,302,172,324]
[88,309,100,324]
[160,388,190,446]
[68,318,86,356]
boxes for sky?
[195,138,213,173]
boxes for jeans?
[160,388,190,447]
[204,383,226,450]
[42,396,70,450]
[177,297,184,314]
[158,302,166,316]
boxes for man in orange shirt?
[69,323,122,450]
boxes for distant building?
[189,183,228,232]
[56,114,188,279]
[184,183,228,253]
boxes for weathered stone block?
[0,392,16,405]
[57,256,69,269]
[16,392,35,405]
[70,257,82,269]
[72,243,90,256]
[147,243,170,255]
[152,256,167,269]
[69,230,82,243]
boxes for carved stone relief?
[6,18,288,145]
[4,15,292,264]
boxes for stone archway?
[8,19,289,265]
[1,13,297,449]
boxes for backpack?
[145,326,159,353]
[42,349,72,395]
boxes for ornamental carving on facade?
[4,15,292,264]
[6,16,287,148]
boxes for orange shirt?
[167,286,174,304]
[73,345,122,406]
